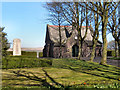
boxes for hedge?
[2,56,52,69]
[107,50,115,56]
[8,51,43,57]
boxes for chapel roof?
[46,24,102,46]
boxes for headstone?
[13,39,21,56]
[37,51,39,58]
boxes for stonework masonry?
[43,24,102,58]
[13,39,21,56]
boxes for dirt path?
[81,57,120,67]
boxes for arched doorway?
[72,44,79,57]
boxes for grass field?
[2,56,120,89]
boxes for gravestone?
[13,39,21,56]
[37,51,39,58]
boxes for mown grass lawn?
[2,56,120,89]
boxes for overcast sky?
[2,2,114,48]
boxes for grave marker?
[13,39,21,56]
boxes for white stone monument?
[37,51,39,58]
[13,39,21,56]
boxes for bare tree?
[45,2,65,58]
[85,2,118,65]
[108,9,119,57]
[45,2,118,61]
[89,2,101,62]
[61,2,90,59]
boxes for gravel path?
[81,57,120,67]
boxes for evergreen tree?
[0,27,10,57]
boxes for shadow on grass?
[11,69,82,89]
[86,60,120,70]
[77,61,120,74]
[69,67,120,81]
[42,68,64,88]
[12,70,56,89]
[81,65,120,75]
[95,68,120,75]
[8,83,42,86]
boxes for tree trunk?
[59,24,62,58]
[115,40,118,57]
[90,39,97,62]
[101,32,107,65]
[59,46,62,58]
[118,41,120,57]
[100,15,108,65]
[78,38,81,60]
[75,2,81,60]
[81,40,83,57]
[90,2,100,62]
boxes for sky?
[2,2,51,48]
[2,2,114,48]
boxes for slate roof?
[46,24,102,46]
[47,25,72,45]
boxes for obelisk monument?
[13,39,21,56]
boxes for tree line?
[45,2,119,65]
